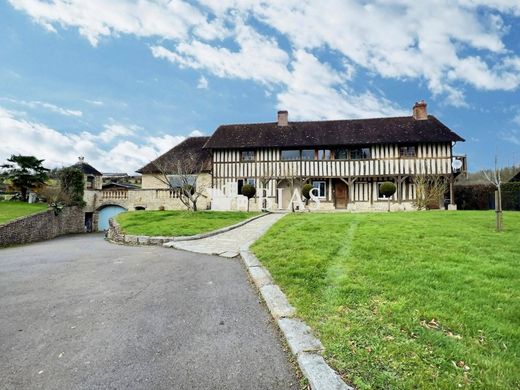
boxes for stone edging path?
[165,212,353,389]
[107,213,268,247]
[163,213,285,257]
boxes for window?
[312,180,326,198]
[378,182,394,200]
[246,178,256,186]
[317,149,331,160]
[301,149,315,160]
[86,176,94,189]
[351,147,371,160]
[334,148,348,160]
[400,146,416,157]
[241,150,255,161]
[281,150,300,160]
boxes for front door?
[335,181,348,208]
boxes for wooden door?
[335,181,348,208]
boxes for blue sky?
[1,0,519,173]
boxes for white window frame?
[312,180,327,199]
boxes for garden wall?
[0,206,84,247]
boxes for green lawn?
[252,211,520,389]
[116,210,260,237]
[0,201,48,225]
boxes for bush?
[302,184,313,200]
[241,184,256,212]
[455,185,495,210]
[241,184,256,199]
[379,182,396,197]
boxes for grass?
[0,201,48,225]
[251,211,520,389]
[116,210,260,237]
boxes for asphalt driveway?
[0,234,298,390]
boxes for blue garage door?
[98,206,127,231]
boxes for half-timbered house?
[203,101,466,211]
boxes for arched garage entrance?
[97,205,127,231]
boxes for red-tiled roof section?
[203,115,464,149]
[136,136,211,174]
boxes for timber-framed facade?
[203,101,467,211]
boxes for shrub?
[241,184,256,211]
[380,182,396,212]
[302,184,313,200]
[379,182,396,197]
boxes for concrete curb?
[106,213,269,247]
[240,248,354,390]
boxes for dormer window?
[241,150,255,161]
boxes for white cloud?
[9,0,520,111]
[8,0,223,46]
[513,112,520,126]
[196,75,208,89]
[189,129,204,136]
[151,23,291,86]
[98,123,139,142]
[0,106,185,174]
[85,99,103,106]
[1,97,82,117]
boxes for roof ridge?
[218,116,416,127]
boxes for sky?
[1,0,519,174]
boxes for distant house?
[509,170,520,183]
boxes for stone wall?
[0,206,85,247]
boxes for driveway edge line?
[239,247,354,390]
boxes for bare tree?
[151,151,208,211]
[413,174,448,210]
[482,156,503,231]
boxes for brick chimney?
[412,100,428,120]
[277,110,288,126]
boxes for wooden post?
[495,190,503,232]
[450,176,455,205]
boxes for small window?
[301,149,315,160]
[281,150,300,160]
[351,147,371,160]
[400,146,416,157]
[317,149,331,160]
[86,176,94,189]
[334,148,348,160]
[246,178,256,186]
[312,180,326,198]
[241,150,255,161]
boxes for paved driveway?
[0,234,298,390]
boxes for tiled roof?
[136,136,211,174]
[204,115,464,149]
[72,161,102,176]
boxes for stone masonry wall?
[0,206,85,247]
